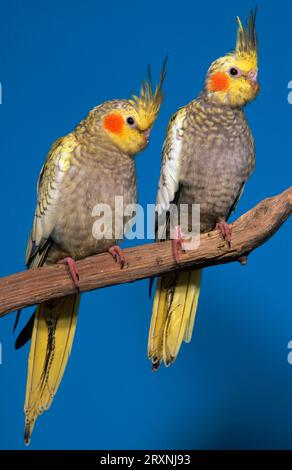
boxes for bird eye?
[229,67,239,76]
[126,116,135,126]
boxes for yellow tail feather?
[148,270,201,369]
[24,294,80,445]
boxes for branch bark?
[0,187,291,318]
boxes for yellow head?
[101,60,166,155]
[205,9,259,107]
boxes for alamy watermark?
[287,341,292,365]
[91,198,201,250]
[288,81,292,104]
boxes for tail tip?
[24,422,32,446]
[151,357,161,372]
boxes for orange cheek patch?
[103,113,124,134]
[208,71,230,92]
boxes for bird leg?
[216,219,232,247]
[58,257,80,289]
[108,245,125,269]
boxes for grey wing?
[155,107,186,240]
[225,182,245,221]
[225,132,255,221]
[26,136,69,268]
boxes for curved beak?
[142,127,152,144]
[247,69,259,90]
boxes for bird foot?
[216,220,232,247]
[108,245,125,269]
[171,225,191,264]
[58,257,80,289]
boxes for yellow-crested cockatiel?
[16,63,166,444]
[148,11,259,370]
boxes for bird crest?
[129,57,167,129]
[236,8,258,61]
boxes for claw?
[171,225,191,264]
[108,245,126,269]
[216,220,232,247]
[172,225,183,263]
[172,238,182,264]
[58,257,80,290]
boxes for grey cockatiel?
[148,11,258,370]
[16,65,166,444]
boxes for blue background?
[0,0,291,450]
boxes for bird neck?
[199,89,244,112]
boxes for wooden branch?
[0,187,291,318]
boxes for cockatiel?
[17,63,166,444]
[148,11,258,370]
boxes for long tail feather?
[148,270,201,369]
[15,312,35,349]
[24,294,80,445]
